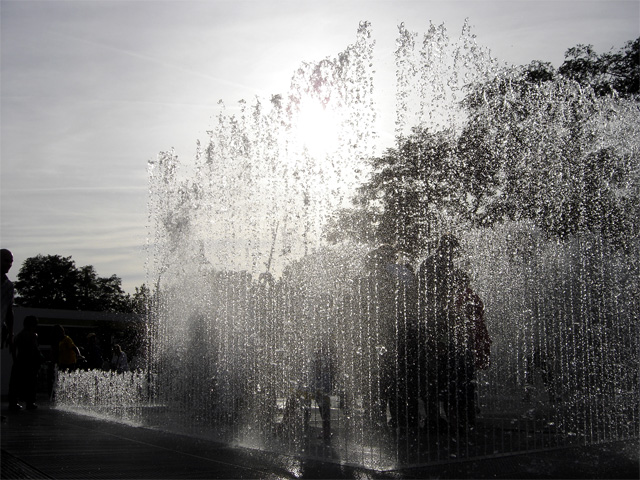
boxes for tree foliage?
[325,128,500,257]
[462,55,638,245]
[325,38,639,253]
[558,38,639,97]
[130,283,153,315]
[14,254,142,312]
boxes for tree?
[15,255,81,309]
[14,254,133,312]
[130,284,153,315]
[77,265,131,312]
[324,207,377,245]
[461,57,639,246]
[325,38,639,252]
[325,127,499,256]
[558,38,639,97]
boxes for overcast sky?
[1,0,638,293]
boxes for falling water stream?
[55,21,639,470]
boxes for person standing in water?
[417,234,461,431]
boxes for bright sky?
[1,0,638,293]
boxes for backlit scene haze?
[1,0,638,293]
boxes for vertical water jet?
[55,21,639,470]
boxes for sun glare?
[295,100,340,157]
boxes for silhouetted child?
[54,325,82,371]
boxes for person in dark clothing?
[311,336,336,445]
[2,249,16,419]
[1,248,15,350]
[417,234,461,432]
[386,255,421,441]
[360,244,420,438]
[358,244,398,432]
[448,270,491,430]
[455,272,491,372]
[8,315,45,410]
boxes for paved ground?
[1,402,638,479]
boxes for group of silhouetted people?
[3,236,490,446]
[278,234,492,447]
[359,234,491,440]
[1,247,133,412]
[2,249,44,411]
[418,235,491,433]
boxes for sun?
[294,99,340,158]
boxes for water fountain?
[55,21,639,470]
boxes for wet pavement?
[1,401,638,479]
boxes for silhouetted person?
[455,272,491,372]
[358,244,397,432]
[252,273,278,434]
[449,271,491,429]
[54,325,82,371]
[8,315,45,410]
[311,336,336,445]
[2,249,16,418]
[1,249,15,351]
[387,254,421,443]
[360,244,419,437]
[111,344,129,373]
[418,234,461,431]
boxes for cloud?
[50,28,259,94]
